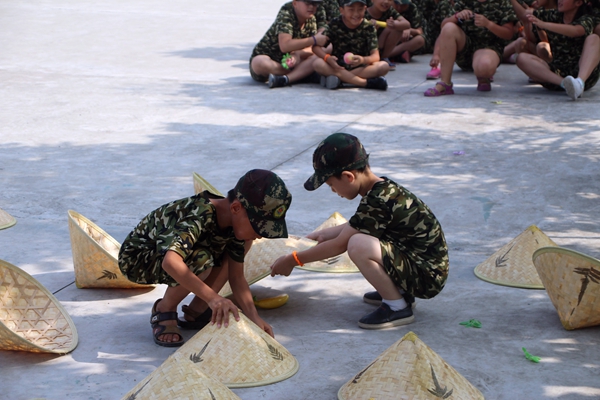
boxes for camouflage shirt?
[454,0,517,53]
[365,7,402,36]
[534,9,594,73]
[251,2,326,62]
[323,16,379,68]
[398,3,424,29]
[348,178,448,272]
[118,191,245,286]
[322,0,342,22]
[422,0,456,48]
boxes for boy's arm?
[271,224,359,276]
[388,16,411,31]
[473,14,515,40]
[526,14,587,37]
[162,250,239,327]
[228,257,274,337]
[361,48,381,65]
[279,32,328,53]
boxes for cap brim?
[250,217,288,239]
[304,172,331,191]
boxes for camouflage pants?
[380,240,448,300]
[455,35,502,72]
[118,244,218,287]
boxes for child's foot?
[424,81,454,96]
[268,74,289,88]
[358,303,414,329]
[426,67,441,80]
[320,75,342,89]
[382,58,396,71]
[177,305,213,330]
[562,75,584,100]
[477,77,492,92]
[151,299,184,347]
[365,77,388,90]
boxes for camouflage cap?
[234,169,292,239]
[304,133,369,191]
[341,0,367,5]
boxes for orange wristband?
[323,54,330,62]
[292,251,304,267]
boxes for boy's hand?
[270,254,296,277]
[349,55,364,67]
[208,296,240,328]
[306,231,325,243]
[455,10,473,21]
[429,54,440,67]
[326,55,344,70]
[401,29,411,42]
[252,316,274,338]
[314,32,328,46]
[473,13,490,28]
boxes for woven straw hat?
[121,354,240,400]
[68,210,150,289]
[474,225,557,289]
[0,259,78,354]
[0,208,16,230]
[193,172,224,196]
[338,331,483,400]
[533,246,600,330]
[173,312,299,388]
[312,211,347,232]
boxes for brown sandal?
[150,299,184,347]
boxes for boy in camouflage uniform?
[515,1,600,100]
[119,170,292,346]
[364,0,412,68]
[389,0,426,62]
[250,0,329,88]
[424,0,517,95]
[312,0,390,90]
[271,133,449,329]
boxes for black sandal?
[151,299,184,347]
[177,304,212,330]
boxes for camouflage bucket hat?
[304,133,369,191]
[235,169,292,239]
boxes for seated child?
[118,170,292,346]
[423,0,517,95]
[312,0,391,90]
[365,0,412,68]
[250,0,329,88]
[505,0,556,64]
[516,0,600,99]
[270,133,449,329]
[420,0,456,78]
[389,0,426,63]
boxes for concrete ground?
[1,1,599,399]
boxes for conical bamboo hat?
[0,259,78,354]
[68,210,150,289]
[193,172,224,197]
[0,208,16,230]
[533,247,600,330]
[312,211,347,232]
[173,312,299,388]
[474,225,557,289]
[338,331,484,400]
[121,354,240,400]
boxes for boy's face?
[373,0,392,11]
[393,2,409,12]
[325,173,360,200]
[293,0,320,19]
[340,3,367,29]
[231,202,262,241]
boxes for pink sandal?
[426,67,441,80]
[424,81,454,97]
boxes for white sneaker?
[562,76,584,100]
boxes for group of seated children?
[249,0,600,100]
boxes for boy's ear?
[230,200,243,214]
[341,170,356,183]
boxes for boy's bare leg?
[380,29,403,59]
[536,41,553,63]
[314,60,389,87]
[577,34,600,82]
[388,35,425,59]
[516,53,562,86]
[251,54,316,83]
[472,49,500,79]
[346,233,401,301]
[436,23,467,89]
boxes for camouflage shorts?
[249,56,269,82]
[118,244,218,287]
[380,240,448,300]
[541,63,600,92]
[455,35,502,71]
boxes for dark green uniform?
[348,178,449,300]
[365,7,402,37]
[250,2,326,81]
[453,0,517,70]
[118,191,245,287]
[533,9,599,91]
[322,0,342,21]
[323,16,379,70]
[421,0,456,52]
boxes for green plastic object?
[281,53,293,69]
[522,348,541,363]
[459,319,482,328]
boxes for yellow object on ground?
[254,294,289,309]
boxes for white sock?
[576,77,584,89]
[382,297,408,311]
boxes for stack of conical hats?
[121,354,240,400]
[533,246,600,330]
[474,225,557,289]
[0,259,78,354]
[338,331,483,399]
[68,210,150,289]
[173,312,299,388]
[0,208,16,230]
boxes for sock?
[284,75,290,85]
[576,77,584,89]
[382,297,408,311]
